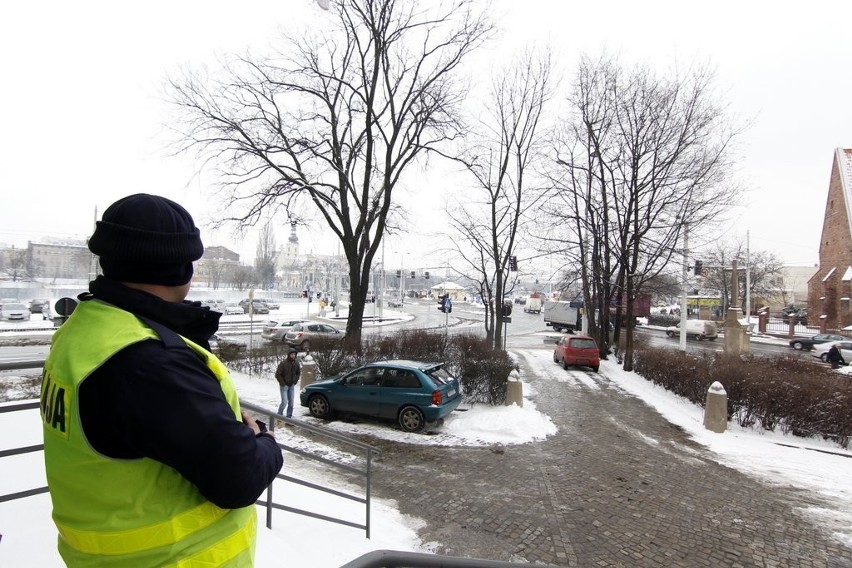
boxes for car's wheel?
[791,341,804,350]
[553,352,559,363]
[820,353,829,362]
[562,357,569,370]
[398,406,425,432]
[666,331,675,338]
[592,366,599,372]
[308,394,330,418]
[301,340,311,351]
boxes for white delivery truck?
[524,293,544,314]
[665,319,718,341]
[543,301,581,332]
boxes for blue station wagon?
[299,360,462,432]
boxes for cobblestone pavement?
[367,349,852,567]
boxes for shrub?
[646,313,681,328]
[633,345,852,448]
[230,330,516,406]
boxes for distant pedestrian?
[827,344,846,369]
[276,348,302,418]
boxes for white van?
[665,319,718,341]
[524,295,543,314]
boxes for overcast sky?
[2,1,849,274]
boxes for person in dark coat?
[41,193,283,566]
[275,348,302,418]
[827,344,846,369]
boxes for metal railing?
[0,361,382,540]
[340,549,563,567]
[0,400,49,504]
[240,399,382,538]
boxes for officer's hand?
[242,411,262,435]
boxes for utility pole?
[745,230,751,327]
[680,223,688,352]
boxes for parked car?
[665,319,718,341]
[219,303,245,315]
[284,323,342,350]
[239,299,270,314]
[261,319,311,341]
[789,333,847,351]
[255,298,280,309]
[1,303,31,321]
[299,360,462,432]
[28,298,49,314]
[387,299,404,308]
[553,334,600,372]
[812,340,852,363]
[209,333,247,355]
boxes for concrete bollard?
[300,355,318,388]
[504,371,523,407]
[703,381,728,433]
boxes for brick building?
[807,148,852,330]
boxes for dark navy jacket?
[77,276,283,509]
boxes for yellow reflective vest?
[41,299,256,567]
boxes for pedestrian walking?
[827,343,846,369]
[40,193,283,567]
[276,348,302,418]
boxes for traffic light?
[508,256,518,271]
[694,260,703,276]
[425,271,430,279]
[396,269,401,278]
[410,270,415,279]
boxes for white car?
[221,303,244,315]
[1,303,31,321]
[811,340,852,363]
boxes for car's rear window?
[426,367,456,385]
[570,338,597,349]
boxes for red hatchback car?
[553,335,600,372]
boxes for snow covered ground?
[1,326,851,565]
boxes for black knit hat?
[88,193,204,286]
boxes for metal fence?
[0,362,382,540]
[1,362,563,567]
[240,399,382,537]
[340,549,562,567]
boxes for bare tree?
[255,221,278,290]
[699,239,784,313]
[448,49,554,349]
[168,0,493,348]
[229,265,255,292]
[1,249,38,282]
[543,55,743,369]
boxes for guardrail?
[240,400,382,538]
[340,549,563,567]
[0,360,382,540]
[0,400,48,504]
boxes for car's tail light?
[431,390,442,405]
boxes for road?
[0,300,808,366]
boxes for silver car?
[261,319,310,341]
[284,323,342,350]
[1,303,31,321]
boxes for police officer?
[41,194,283,566]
